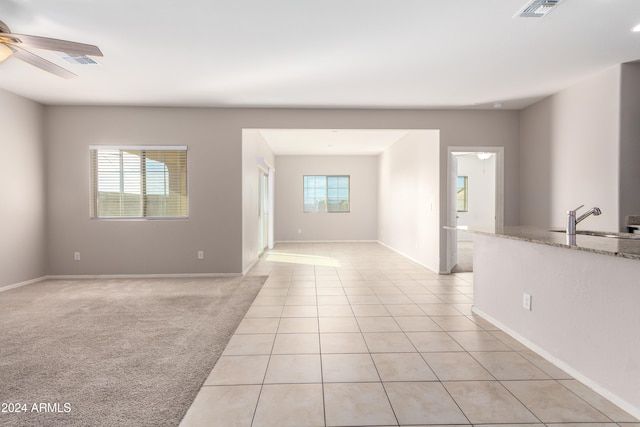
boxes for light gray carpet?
[0,276,266,427]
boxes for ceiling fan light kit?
[0,19,102,78]
[0,42,12,62]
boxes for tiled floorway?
[180,242,639,427]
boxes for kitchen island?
[467,226,640,418]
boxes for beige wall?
[619,62,640,228]
[519,65,621,230]
[274,155,378,242]
[41,106,520,276]
[242,129,275,272]
[474,234,640,417]
[378,131,440,271]
[0,89,46,287]
[44,106,243,275]
[16,62,640,278]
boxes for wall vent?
[58,53,100,65]
[515,0,563,18]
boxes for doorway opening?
[447,147,504,273]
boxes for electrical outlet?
[74,252,81,261]
[197,250,204,260]
[523,293,532,311]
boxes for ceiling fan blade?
[0,32,102,57]
[10,45,77,78]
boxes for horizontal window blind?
[90,147,188,219]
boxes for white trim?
[471,306,640,420]
[48,273,241,280]
[275,240,378,243]
[242,258,260,276]
[0,276,48,293]
[89,145,187,151]
[445,146,505,274]
[376,241,440,274]
[256,156,274,170]
[447,146,505,227]
[268,167,275,250]
[2,272,257,292]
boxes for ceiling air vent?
[58,53,100,65]
[515,0,564,18]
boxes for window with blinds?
[303,175,350,213]
[90,146,188,219]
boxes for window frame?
[303,175,351,213]
[89,145,189,220]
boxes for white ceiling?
[1,0,640,110]
[258,129,411,155]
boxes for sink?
[549,229,640,240]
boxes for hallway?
[181,242,637,426]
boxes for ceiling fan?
[0,19,102,78]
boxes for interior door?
[446,153,458,272]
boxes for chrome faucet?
[567,205,602,235]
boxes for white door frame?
[257,157,275,251]
[446,153,459,273]
[267,166,274,249]
[446,146,504,273]
[258,168,268,255]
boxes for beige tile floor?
[180,242,639,427]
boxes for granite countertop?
[452,225,640,261]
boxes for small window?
[457,176,468,212]
[90,146,188,219]
[303,175,350,213]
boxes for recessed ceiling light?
[633,23,640,32]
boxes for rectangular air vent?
[516,0,563,18]
[59,54,100,65]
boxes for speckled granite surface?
[455,225,640,261]
[626,215,640,226]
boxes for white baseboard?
[376,241,439,274]
[274,240,378,243]
[471,306,640,420]
[0,276,48,293]
[48,273,242,280]
[242,258,260,276]
[1,273,247,292]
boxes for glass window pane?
[303,175,350,213]
[91,148,187,219]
